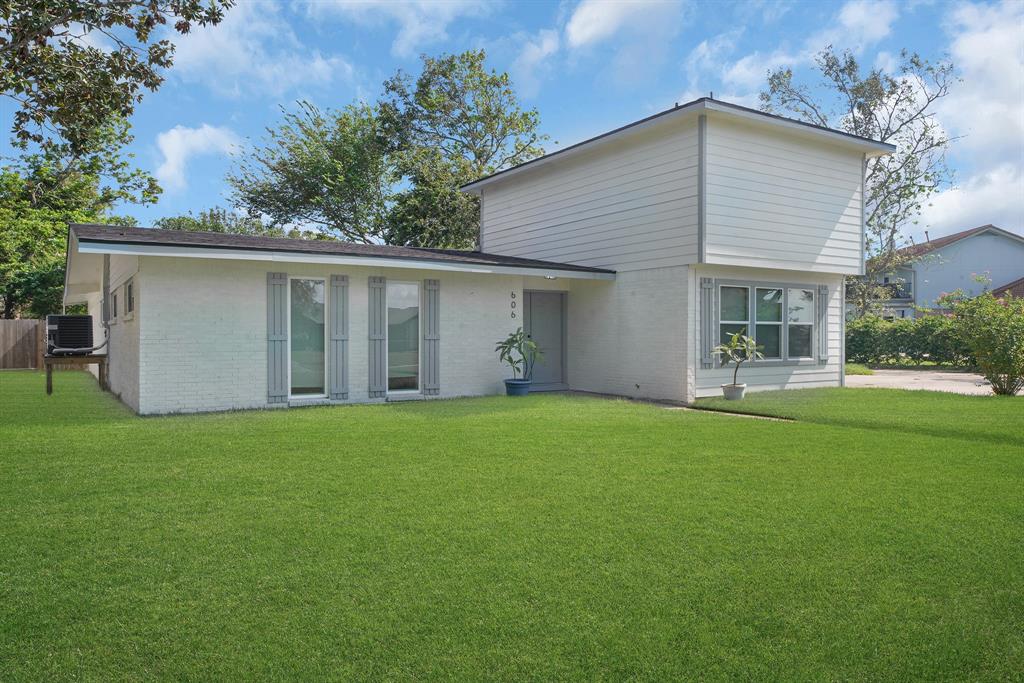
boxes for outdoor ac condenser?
[46,315,93,356]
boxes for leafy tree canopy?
[1,0,231,157]
[229,50,547,248]
[0,149,135,318]
[760,47,956,315]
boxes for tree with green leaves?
[1,0,232,160]
[760,48,957,316]
[0,148,138,318]
[154,207,284,236]
[228,50,547,248]
[380,50,548,247]
[229,102,396,243]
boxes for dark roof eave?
[70,224,615,276]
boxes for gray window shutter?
[329,275,349,400]
[700,277,715,368]
[267,272,288,403]
[368,276,387,398]
[422,279,440,395]
[817,284,829,363]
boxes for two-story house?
[876,225,1024,318]
[62,98,894,414]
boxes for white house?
[876,225,1024,318]
[63,97,894,414]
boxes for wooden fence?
[0,319,45,369]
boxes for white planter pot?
[721,383,747,401]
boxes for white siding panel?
[480,120,700,272]
[704,116,864,275]
[693,265,845,397]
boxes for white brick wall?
[135,256,534,415]
[567,266,690,402]
[84,255,140,411]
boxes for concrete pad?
[845,369,1015,396]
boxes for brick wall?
[135,256,531,415]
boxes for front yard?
[1,371,1021,680]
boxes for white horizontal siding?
[480,120,700,272]
[704,116,864,275]
[693,265,844,397]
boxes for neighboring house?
[63,97,894,414]
[877,225,1024,318]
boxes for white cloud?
[511,29,560,98]
[306,0,489,57]
[716,0,899,91]
[565,0,686,49]
[918,0,1024,235]
[155,124,240,193]
[170,3,353,98]
[918,164,1024,237]
[684,29,741,87]
[812,0,899,52]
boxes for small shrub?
[941,292,1024,396]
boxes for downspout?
[101,254,111,390]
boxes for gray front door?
[524,291,565,389]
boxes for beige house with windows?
[63,97,894,414]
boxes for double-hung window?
[718,283,817,363]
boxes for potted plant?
[712,329,764,400]
[495,327,542,396]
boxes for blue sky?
[6,0,1022,240]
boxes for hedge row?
[845,314,974,367]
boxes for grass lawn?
[844,362,874,375]
[1,371,1022,680]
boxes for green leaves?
[712,330,764,385]
[1,0,232,157]
[495,327,542,380]
[228,49,547,248]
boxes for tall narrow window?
[290,278,325,396]
[387,282,419,391]
[787,288,815,358]
[719,285,749,343]
[755,287,783,359]
[125,280,134,315]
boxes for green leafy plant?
[712,330,765,386]
[495,328,541,380]
[939,290,1024,396]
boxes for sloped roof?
[993,276,1024,299]
[461,97,896,193]
[896,224,1023,260]
[69,224,615,275]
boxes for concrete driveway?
[846,369,1011,396]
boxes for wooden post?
[36,319,45,370]
[46,362,53,395]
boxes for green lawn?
[1,371,1022,681]
[844,362,874,375]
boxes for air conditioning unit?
[47,315,93,355]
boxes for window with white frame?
[718,283,816,363]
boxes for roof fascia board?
[461,99,895,193]
[702,101,896,156]
[75,240,616,281]
[461,100,706,193]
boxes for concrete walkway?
[846,369,1007,396]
